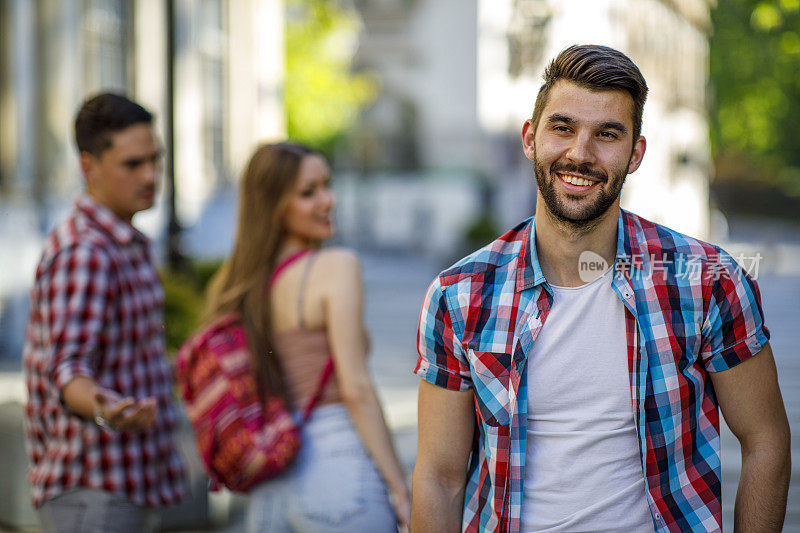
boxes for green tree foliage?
[161,261,222,354]
[285,0,378,156]
[710,0,800,195]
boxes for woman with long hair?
[205,142,411,532]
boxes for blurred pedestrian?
[203,142,411,532]
[22,93,187,533]
[412,45,790,532]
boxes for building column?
[3,0,37,200]
[131,0,170,239]
[38,0,83,215]
[227,0,284,178]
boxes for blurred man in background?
[23,93,186,533]
[412,45,790,532]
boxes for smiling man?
[411,45,790,532]
[23,93,186,532]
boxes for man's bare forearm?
[411,472,465,533]
[62,375,101,419]
[413,381,474,532]
[734,442,791,532]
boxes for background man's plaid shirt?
[23,195,186,508]
[415,210,769,533]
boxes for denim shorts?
[245,403,397,533]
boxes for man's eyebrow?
[122,150,163,166]
[598,121,628,134]
[546,113,575,125]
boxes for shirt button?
[654,512,662,522]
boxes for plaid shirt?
[23,195,186,508]
[415,210,769,533]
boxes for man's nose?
[141,161,159,184]
[565,131,595,165]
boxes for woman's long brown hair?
[205,142,319,401]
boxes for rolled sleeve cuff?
[705,326,770,373]
[52,360,95,390]
[414,358,473,391]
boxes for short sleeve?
[44,243,113,389]
[414,277,472,391]
[700,250,770,372]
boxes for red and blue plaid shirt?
[415,210,769,532]
[23,195,186,508]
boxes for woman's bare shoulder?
[315,247,360,270]
[313,247,362,286]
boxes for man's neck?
[533,199,619,287]
[85,190,134,223]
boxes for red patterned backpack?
[176,250,332,492]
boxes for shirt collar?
[517,209,648,293]
[516,217,545,292]
[616,208,650,272]
[75,194,148,247]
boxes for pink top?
[274,328,342,410]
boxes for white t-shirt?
[521,267,653,532]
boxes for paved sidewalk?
[720,275,800,530]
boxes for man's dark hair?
[531,45,648,142]
[74,93,153,156]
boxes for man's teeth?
[559,174,594,186]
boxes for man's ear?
[521,119,536,162]
[627,135,646,174]
[80,152,98,188]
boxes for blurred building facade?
[0,0,284,359]
[0,0,716,356]
[350,0,714,243]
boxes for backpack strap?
[293,251,333,421]
[269,248,312,287]
[300,356,334,423]
[267,248,318,329]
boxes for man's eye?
[553,125,570,133]
[300,189,314,197]
[599,131,618,139]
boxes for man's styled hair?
[74,93,153,156]
[531,45,649,141]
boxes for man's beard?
[533,155,628,233]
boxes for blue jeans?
[246,403,397,533]
[36,488,158,533]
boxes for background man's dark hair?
[74,93,153,157]
[531,45,649,142]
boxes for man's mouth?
[557,172,599,187]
